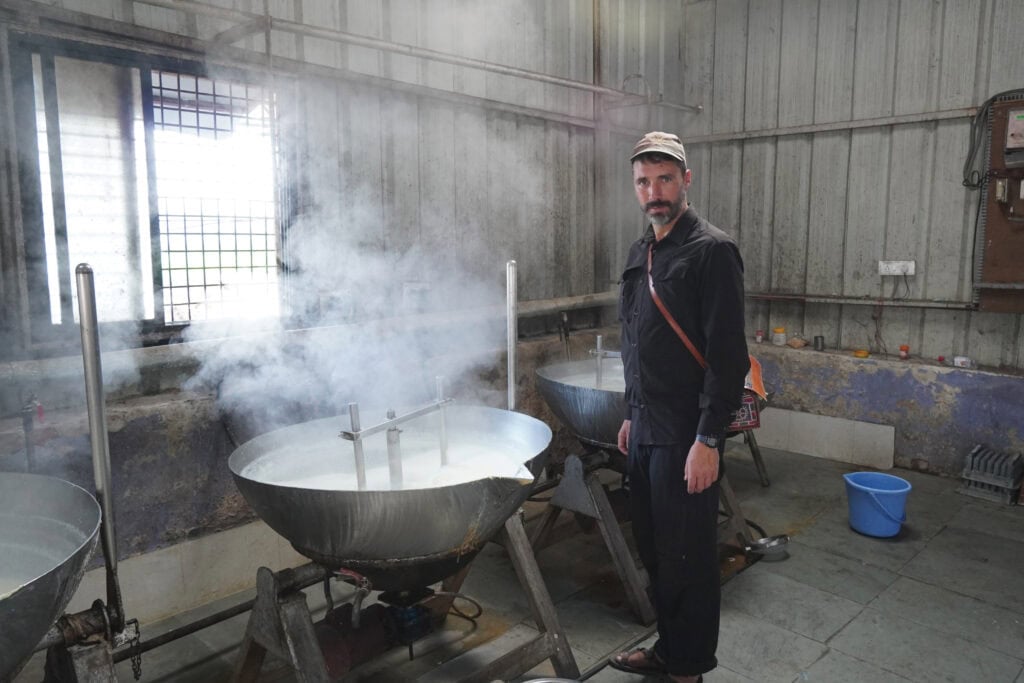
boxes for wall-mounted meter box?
[1006,109,1024,168]
[977,99,1024,312]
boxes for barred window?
[12,37,280,349]
[151,70,278,323]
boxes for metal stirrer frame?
[385,409,402,490]
[341,380,455,491]
[437,376,449,467]
[589,334,621,389]
[347,403,367,490]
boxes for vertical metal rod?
[75,264,124,629]
[385,409,402,490]
[506,260,518,411]
[595,334,604,388]
[348,402,367,491]
[21,399,36,472]
[436,376,448,467]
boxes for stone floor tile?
[899,526,1024,613]
[546,581,653,668]
[793,504,926,573]
[947,500,1024,544]
[797,649,912,682]
[829,609,1022,682]
[754,539,899,604]
[715,606,829,681]
[722,569,862,642]
[870,576,1024,659]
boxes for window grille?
[151,70,278,323]
[10,37,284,353]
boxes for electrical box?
[1006,109,1024,168]
[878,260,915,276]
[976,98,1024,312]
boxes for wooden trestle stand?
[231,512,579,683]
[529,452,756,628]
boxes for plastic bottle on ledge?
[771,327,786,346]
[899,344,909,360]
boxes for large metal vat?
[229,404,551,591]
[0,473,101,680]
[535,357,626,450]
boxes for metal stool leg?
[744,430,770,487]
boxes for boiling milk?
[241,414,536,492]
[551,369,626,392]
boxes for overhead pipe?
[137,0,701,112]
[746,291,976,311]
[74,264,125,631]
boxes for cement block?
[756,407,894,469]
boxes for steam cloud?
[184,192,511,436]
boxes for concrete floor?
[17,443,1024,682]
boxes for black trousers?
[628,442,721,677]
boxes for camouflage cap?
[630,131,687,165]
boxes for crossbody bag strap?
[647,243,708,369]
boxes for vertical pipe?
[595,334,604,388]
[348,402,367,491]
[74,264,124,629]
[385,408,402,490]
[436,376,448,467]
[21,400,35,472]
[506,260,517,411]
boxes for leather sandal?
[607,646,667,675]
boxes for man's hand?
[617,419,631,455]
[684,441,719,493]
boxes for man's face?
[632,158,691,227]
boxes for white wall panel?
[938,0,983,109]
[843,128,890,298]
[778,0,816,128]
[711,0,747,134]
[707,141,742,240]
[678,0,714,139]
[743,0,781,131]
[987,0,1024,96]
[813,0,855,124]
[806,131,849,297]
[851,0,898,120]
[740,139,777,293]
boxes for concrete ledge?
[750,343,1024,475]
[65,520,305,625]
[756,407,895,470]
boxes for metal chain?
[126,619,142,680]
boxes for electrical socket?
[878,260,915,276]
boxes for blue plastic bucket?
[843,472,912,538]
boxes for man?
[609,132,749,683]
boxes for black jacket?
[619,206,750,444]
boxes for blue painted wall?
[753,344,1024,475]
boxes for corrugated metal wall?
[598,0,1024,370]
[263,1,599,303]
[4,0,1022,370]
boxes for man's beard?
[644,196,684,226]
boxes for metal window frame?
[6,31,286,354]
